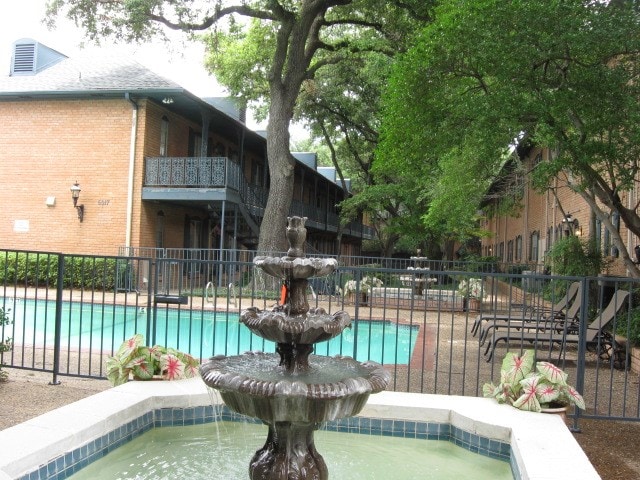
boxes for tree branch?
[148,5,277,32]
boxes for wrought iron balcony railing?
[144,156,373,239]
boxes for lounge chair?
[472,281,581,343]
[483,289,630,362]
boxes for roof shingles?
[0,53,181,94]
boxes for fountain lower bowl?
[200,352,390,424]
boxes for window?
[597,213,622,257]
[155,211,165,248]
[252,161,264,187]
[515,235,522,261]
[498,242,504,260]
[507,240,514,262]
[611,212,620,257]
[160,116,169,157]
[188,129,203,157]
[533,153,542,166]
[529,231,539,262]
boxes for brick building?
[0,39,371,257]
[480,145,635,276]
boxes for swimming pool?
[2,299,418,364]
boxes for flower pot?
[469,298,481,312]
[131,373,164,381]
[541,405,570,425]
[463,298,481,312]
[347,292,368,305]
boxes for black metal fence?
[1,248,639,425]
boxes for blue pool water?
[2,299,418,364]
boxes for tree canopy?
[378,0,640,272]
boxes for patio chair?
[471,281,581,340]
[483,289,630,362]
[476,283,582,346]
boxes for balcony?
[143,156,373,239]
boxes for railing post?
[50,254,65,386]
[572,276,590,432]
[150,258,161,347]
[352,269,361,360]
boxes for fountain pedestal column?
[200,216,390,480]
[250,422,328,480]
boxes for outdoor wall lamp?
[562,215,579,235]
[70,182,84,222]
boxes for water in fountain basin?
[211,354,374,384]
[67,422,512,480]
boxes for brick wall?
[481,147,637,275]
[0,98,133,255]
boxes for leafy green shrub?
[545,236,607,277]
[507,264,530,275]
[0,252,120,290]
[616,307,640,347]
[457,254,499,273]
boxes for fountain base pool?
[0,379,600,480]
[65,421,512,480]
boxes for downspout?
[125,93,138,250]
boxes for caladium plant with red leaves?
[106,334,200,386]
[483,349,585,412]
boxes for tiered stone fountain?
[200,216,390,480]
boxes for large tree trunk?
[258,88,297,253]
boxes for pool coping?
[0,379,599,480]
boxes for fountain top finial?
[286,216,308,260]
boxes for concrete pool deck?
[0,378,599,480]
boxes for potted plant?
[483,349,586,414]
[342,276,384,304]
[106,333,200,386]
[457,277,486,311]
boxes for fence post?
[145,257,153,345]
[50,254,65,386]
[150,257,160,347]
[352,269,362,361]
[572,276,590,432]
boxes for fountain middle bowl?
[240,307,351,344]
[200,352,390,424]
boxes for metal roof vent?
[10,39,67,76]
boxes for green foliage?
[455,255,499,273]
[105,334,200,386]
[617,308,640,347]
[483,350,585,412]
[545,236,607,278]
[0,307,12,382]
[0,253,121,290]
[378,0,640,262]
[202,18,274,120]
